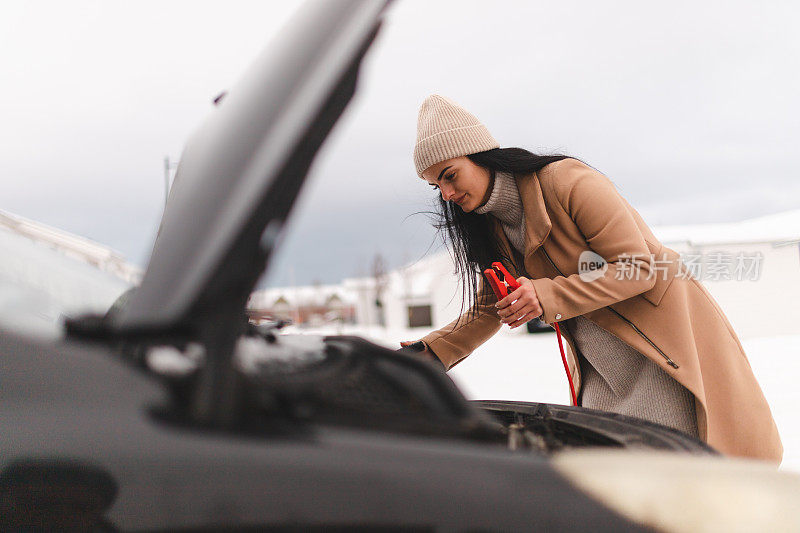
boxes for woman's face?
[421,156,493,213]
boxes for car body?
[2,0,799,531]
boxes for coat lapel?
[517,171,552,257]
[489,171,552,276]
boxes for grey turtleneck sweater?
[476,170,698,438]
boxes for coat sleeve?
[420,275,502,371]
[530,161,657,324]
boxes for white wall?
[665,241,800,339]
[381,252,463,331]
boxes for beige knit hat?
[413,94,499,178]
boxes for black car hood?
[114,0,390,335]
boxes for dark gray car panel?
[0,328,651,531]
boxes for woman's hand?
[496,277,543,329]
[399,340,443,368]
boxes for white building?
[379,252,465,331]
[248,283,358,326]
[652,209,800,339]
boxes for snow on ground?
[745,334,800,473]
[286,322,800,474]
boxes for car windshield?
[0,214,133,338]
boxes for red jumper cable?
[552,322,577,406]
[483,262,578,407]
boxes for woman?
[402,94,782,464]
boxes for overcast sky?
[2,0,798,287]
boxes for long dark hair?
[433,147,571,325]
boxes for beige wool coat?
[421,158,783,464]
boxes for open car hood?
[114,0,390,335]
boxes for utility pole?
[163,156,178,209]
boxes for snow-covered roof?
[652,209,800,246]
[249,283,357,308]
[386,252,454,299]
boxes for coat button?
[555,313,562,320]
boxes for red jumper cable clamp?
[483,261,578,407]
[483,261,521,299]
